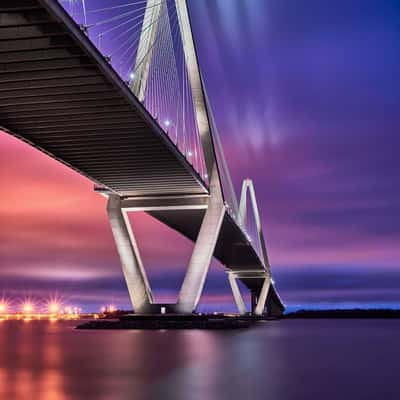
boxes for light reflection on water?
[0,319,399,400]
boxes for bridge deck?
[0,0,207,196]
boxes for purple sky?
[0,0,399,312]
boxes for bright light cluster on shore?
[100,305,116,313]
[0,298,119,322]
[0,297,85,321]
[0,301,8,314]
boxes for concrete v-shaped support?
[228,179,274,316]
[106,167,225,314]
[239,178,271,274]
[107,195,154,313]
[228,270,272,316]
[176,167,225,313]
[254,276,271,316]
[228,272,247,315]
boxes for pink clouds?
[0,132,118,278]
[0,132,196,282]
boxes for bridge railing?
[58,0,208,182]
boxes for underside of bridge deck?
[0,0,207,196]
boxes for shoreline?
[284,309,400,319]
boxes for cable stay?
[57,0,224,187]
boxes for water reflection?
[149,331,221,400]
[0,320,399,400]
[0,321,65,400]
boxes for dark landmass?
[76,309,400,330]
[99,310,131,319]
[285,309,400,319]
[76,314,271,330]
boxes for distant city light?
[0,302,8,314]
[23,302,34,314]
[48,302,60,315]
[0,297,116,320]
[64,306,73,315]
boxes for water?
[0,319,398,400]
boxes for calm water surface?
[0,319,398,400]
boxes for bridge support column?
[107,195,153,313]
[239,179,271,272]
[266,296,285,318]
[176,168,225,313]
[232,271,273,316]
[254,277,271,316]
[173,0,229,313]
[251,291,258,314]
[176,201,225,313]
[228,272,247,315]
[265,285,285,318]
[238,179,284,316]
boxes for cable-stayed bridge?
[0,0,284,316]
